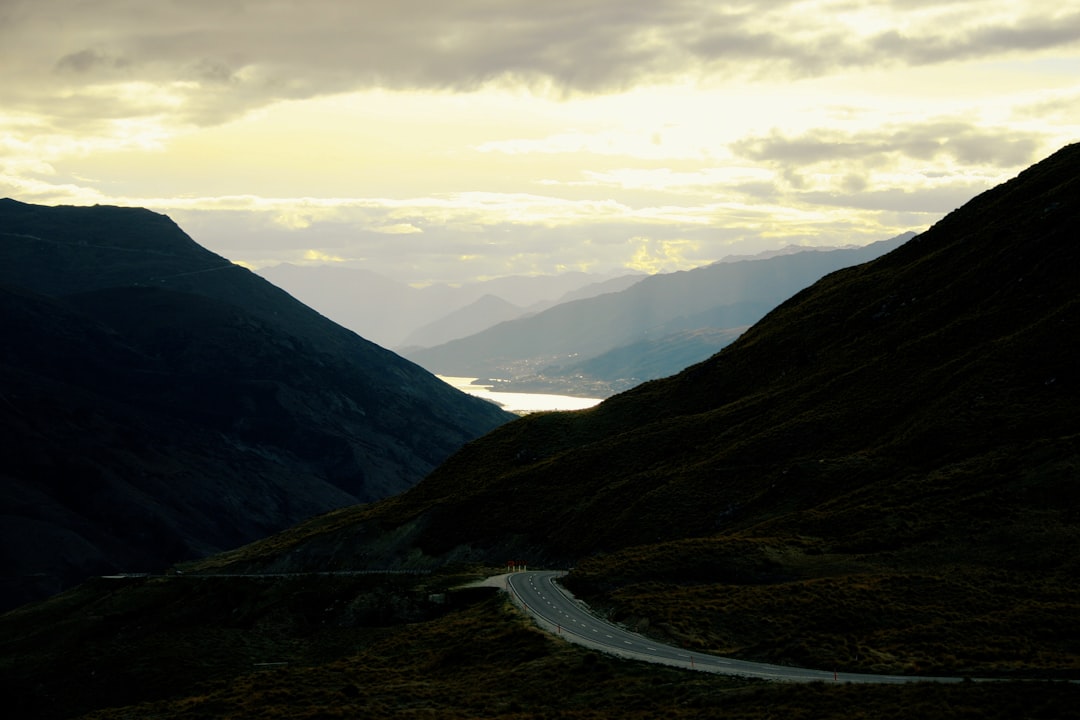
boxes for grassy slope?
[190,144,1080,676]
[3,570,1078,719]
[6,145,1072,717]
[0,200,514,608]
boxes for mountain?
[544,271,645,304]
[461,271,647,310]
[398,274,648,351]
[541,326,747,394]
[402,234,914,391]
[3,148,1079,720]
[204,144,1080,676]
[0,199,513,610]
[257,263,642,348]
[398,293,525,349]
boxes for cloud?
[372,223,423,235]
[731,120,1046,170]
[302,249,347,263]
[3,0,1075,287]
[133,189,884,283]
[795,185,989,214]
[55,49,131,74]
[869,9,1080,66]
[1014,88,1080,122]
[722,119,1056,221]
[625,236,704,273]
[3,0,1078,127]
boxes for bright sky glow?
[1,0,1078,284]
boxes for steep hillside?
[403,234,912,391]
[0,200,512,609]
[204,144,1080,675]
[541,326,747,394]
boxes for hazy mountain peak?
[399,293,525,349]
[713,232,918,264]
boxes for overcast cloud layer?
[2,0,1078,282]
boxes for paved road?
[506,570,958,684]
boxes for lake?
[438,376,603,414]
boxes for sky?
[2,1,1078,286]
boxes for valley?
[400,234,915,397]
[5,3,1078,716]
[2,144,1079,718]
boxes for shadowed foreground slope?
[0,200,512,609]
[202,144,1080,676]
[4,571,1078,719]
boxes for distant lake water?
[438,376,603,414]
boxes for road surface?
[506,570,959,684]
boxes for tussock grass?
[6,571,1078,719]
[567,535,1080,677]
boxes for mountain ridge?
[399,293,525,349]
[0,199,513,609]
[402,233,915,387]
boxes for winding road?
[506,570,959,684]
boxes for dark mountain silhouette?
[402,234,914,390]
[205,144,1080,675]
[0,199,512,610]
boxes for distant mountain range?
[398,294,524,350]
[403,233,915,394]
[204,144,1080,676]
[0,199,513,610]
[257,263,644,348]
[545,326,747,394]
